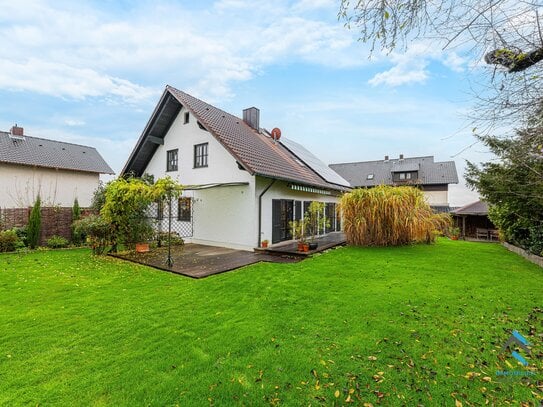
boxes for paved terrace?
[112,233,346,278]
[111,244,300,279]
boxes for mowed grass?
[0,240,541,406]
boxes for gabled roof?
[0,131,114,174]
[122,85,349,191]
[329,156,458,187]
[451,200,488,215]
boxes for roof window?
[367,174,374,180]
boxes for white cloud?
[368,42,467,87]
[0,0,366,101]
[293,0,336,12]
[369,64,429,87]
[0,58,157,103]
[64,119,85,127]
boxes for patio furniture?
[489,229,499,241]
[476,228,489,240]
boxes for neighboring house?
[451,200,497,240]
[329,155,458,211]
[0,125,114,208]
[121,85,350,251]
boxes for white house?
[121,86,350,251]
[0,125,114,208]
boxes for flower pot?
[308,242,318,250]
[261,241,268,248]
[451,236,459,241]
[136,243,150,253]
[298,242,305,251]
[302,243,310,252]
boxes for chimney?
[399,154,404,160]
[10,124,24,137]
[384,155,389,161]
[243,107,260,130]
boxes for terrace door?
[272,199,294,244]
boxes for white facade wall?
[257,177,342,244]
[144,106,254,186]
[423,190,448,206]
[143,106,257,251]
[0,162,99,208]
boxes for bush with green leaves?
[72,215,111,255]
[467,122,543,256]
[27,196,42,249]
[156,232,184,247]
[46,235,69,249]
[12,226,28,247]
[101,176,183,252]
[0,229,23,252]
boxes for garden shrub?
[12,226,28,247]
[0,230,23,252]
[157,232,184,247]
[27,196,42,249]
[72,215,111,255]
[101,176,183,252]
[339,185,451,246]
[46,235,69,249]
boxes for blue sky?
[0,0,489,205]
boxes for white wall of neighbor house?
[0,162,99,208]
[423,190,449,206]
[144,105,254,186]
[256,177,342,244]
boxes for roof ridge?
[166,85,244,122]
[330,155,436,166]
[0,131,100,151]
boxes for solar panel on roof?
[280,137,351,187]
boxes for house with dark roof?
[329,155,458,211]
[451,200,497,239]
[0,125,114,208]
[121,85,350,251]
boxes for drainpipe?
[258,179,276,247]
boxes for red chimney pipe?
[10,125,24,136]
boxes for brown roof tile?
[166,86,346,190]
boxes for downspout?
[258,179,276,247]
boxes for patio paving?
[111,243,300,279]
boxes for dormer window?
[366,174,374,180]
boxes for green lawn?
[0,239,541,406]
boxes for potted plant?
[449,226,461,240]
[305,202,330,250]
[261,239,269,248]
[289,220,308,251]
[129,215,155,253]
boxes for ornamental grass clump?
[339,185,451,246]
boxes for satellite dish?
[271,127,281,141]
